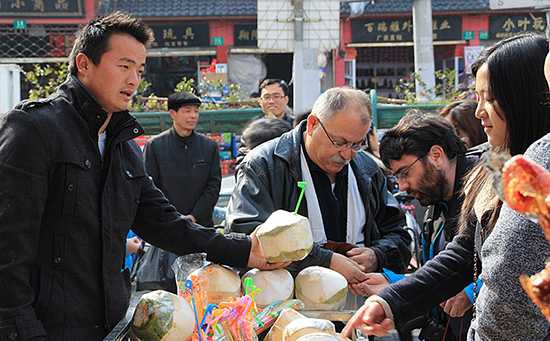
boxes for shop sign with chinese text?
[234,23,257,47]
[489,14,547,40]
[0,0,84,17]
[149,23,210,48]
[351,16,462,43]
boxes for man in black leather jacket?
[226,87,411,283]
[0,12,279,341]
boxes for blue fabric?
[125,230,137,270]
[382,268,405,284]
[464,278,483,304]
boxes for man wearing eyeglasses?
[226,87,411,283]
[258,79,294,125]
[347,112,487,341]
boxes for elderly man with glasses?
[349,112,487,341]
[226,87,411,283]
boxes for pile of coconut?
[266,308,351,341]
[131,210,352,340]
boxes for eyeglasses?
[316,118,368,152]
[393,155,425,181]
[260,93,285,101]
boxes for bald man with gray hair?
[226,87,410,281]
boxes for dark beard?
[414,162,450,206]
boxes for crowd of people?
[0,11,548,341]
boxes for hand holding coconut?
[248,231,292,270]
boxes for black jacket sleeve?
[0,110,49,340]
[133,174,251,268]
[378,221,476,326]
[143,140,160,184]
[225,157,275,234]
[191,141,221,224]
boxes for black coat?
[226,121,411,273]
[0,76,251,341]
[144,129,221,227]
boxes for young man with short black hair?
[0,12,280,340]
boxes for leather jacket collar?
[273,120,307,180]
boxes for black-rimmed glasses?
[316,118,368,152]
[394,155,425,180]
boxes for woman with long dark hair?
[440,100,486,148]
[343,32,550,340]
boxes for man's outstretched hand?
[342,300,394,337]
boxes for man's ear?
[168,109,177,120]
[75,53,91,76]
[427,145,446,168]
[305,114,317,136]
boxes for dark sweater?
[144,128,221,226]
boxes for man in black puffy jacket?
[0,12,280,341]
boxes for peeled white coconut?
[255,210,313,262]
[132,290,195,341]
[265,308,306,341]
[295,266,348,311]
[283,318,336,341]
[188,263,241,305]
[242,268,294,307]
[295,333,343,341]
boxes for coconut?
[265,308,306,341]
[243,268,294,307]
[188,263,241,305]
[295,333,344,341]
[255,210,313,262]
[283,318,336,341]
[295,266,348,311]
[132,290,195,341]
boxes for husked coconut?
[295,333,344,341]
[256,210,313,262]
[132,290,195,341]
[295,266,348,311]
[265,308,306,341]
[188,263,241,305]
[283,318,335,341]
[242,268,294,307]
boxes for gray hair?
[311,87,371,124]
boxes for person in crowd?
[0,12,283,341]
[343,32,550,341]
[258,78,294,125]
[141,91,221,292]
[440,100,487,148]
[235,117,292,172]
[144,91,220,227]
[353,113,484,341]
[226,87,411,283]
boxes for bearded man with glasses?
[226,87,411,283]
[350,112,487,341]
